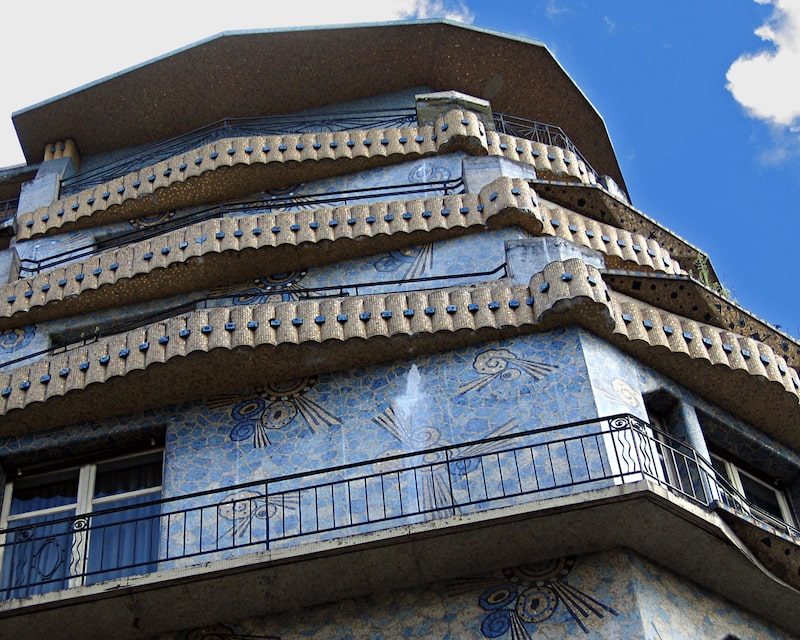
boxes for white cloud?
[0,1,473,167]
[726,0,800,128]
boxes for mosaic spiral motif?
[465,557,619,638]
[407,162,452,183]
[0,325,36,353]
[457,349,560,396]
[128,211,175,229]
[219,271,309,305]
[211,378,340,450]
[373,245,434,279]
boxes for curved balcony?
[0,414,793,601]
[18,177,466,276]
[58,109,597,197]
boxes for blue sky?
[0,1,797,335]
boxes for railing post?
[264,481,270,551]
[445,448,456,515]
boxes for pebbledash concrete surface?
[0,19,798,640]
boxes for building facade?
[0,20,798,640]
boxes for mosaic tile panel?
[157,549,791,639]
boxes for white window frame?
[0,449,163,592]
[710,453,794,528]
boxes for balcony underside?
[0,481,797,640]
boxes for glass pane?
[739,473,785,522]
[0,510,75,600]
[93,453,162,499]
[85,492,161,585]
[9,472,79,516]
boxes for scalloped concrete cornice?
[1,259,797,451]
[1,179,680,330]
[18,110,597,240]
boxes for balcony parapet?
[0,414,795,605]
[17,109,598,241]
[0,259,797,449]
[2,178,681,330]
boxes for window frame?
[0,448,163,594]
[710,453,794,528]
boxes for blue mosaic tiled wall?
[161,549,790,640]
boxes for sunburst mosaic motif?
[373,244,434,280]
[457,349,560,396]
[451,557,618,638]
[209,378,340,449]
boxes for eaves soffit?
[10,20,626,190]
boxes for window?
[0,450,162,599]
[710,453,794,528]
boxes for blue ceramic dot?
[441,123,449,131]
[252,227,262,236]
[102,192,110,200]
[489,192,498,202]
[262,145,270,153]
[278,144,288,152]
[179,241,188,249]
[586,230,595,238]
[315,315,326,325]
[511,188,521,196]
[526,297,534,306]
[179,163,187,171]
[440,208,450,217]
[347,218,357,226]
[40,374,51,384]
[19,380,31,390]
[1,387,10,397]
[25,220,34,227]
[499,143,508,151]
[329,219,339,227]
[312,143,321,150]
[110,262,119,271]
[59,367,70,378]
[568,225,578,233]
[702,337,713,347]
[210,151,219,160]
[79,362,90,371]
[272,226,281,234]
[6,295,14,303]
[403,309,415,318]
[539,282,550,293]
[488,301,500,310]
[292,317,303,326]
[366,216,376,224]
[87,196,95,205]
[158,336,170,345]
[561,273,573,282]
[446,305,457,314]
[380,310,393,319]
[99,355,110,365]
[399,136,407,144]
[760,354,771,365]
[424,307,436,316]
[587,276,597,286]
[359,312,371,321]
[24,290,33,298]
[244,146,253,154]
[118,348,130,358]
[147,175,156,183]
[336,314,348,323]
[384,213,394,222]
[422,211,432,219]
[508,299,520,309]
[309,222,319,230]
[290,224,301,232]
[179,328,191,338]
[741,349,751,359]
[459,207,470,214]
[402,212,413,220]
[468,303,479,313]
[380,138,389,145]
[683,332,693,342]
[41,284,50,292]
[364,139,372,146]
[215,231,225,240]
[602,235,611,243]
[622,314,633,323]
[225,322,236,331]
[269,319,281,328]
[201,325,213,334]
[663,326,674,336]
[247,320,259,330]
[329,141,338,149]
[194,157,203,165]
[550,219,560,227]
[143,252,153,261]
[234,229,243,238]
[227,148,236,156]
[346,140,355,148]
[161,247,170,255]
[71,203,79,210]
[633,244,641,253]
[643,319,654,329]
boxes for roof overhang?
[11,20,627,191]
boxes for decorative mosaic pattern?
[160,550,791,639]
[0,326,36,354]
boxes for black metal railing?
[0,262,508,370]
[19,178,465,276]
[0,414,794,600]
[57,109,598,198]
[492,113,599,183]
[59,109,419,195]
[0,197,18,223]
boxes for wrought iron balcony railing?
[0,262,508,370]
[59,108,420,195]
[0,197,18,223]
[492,113,599,183]
[18,178,465,276]
[56,110,598,198]
[0,414,794,601]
